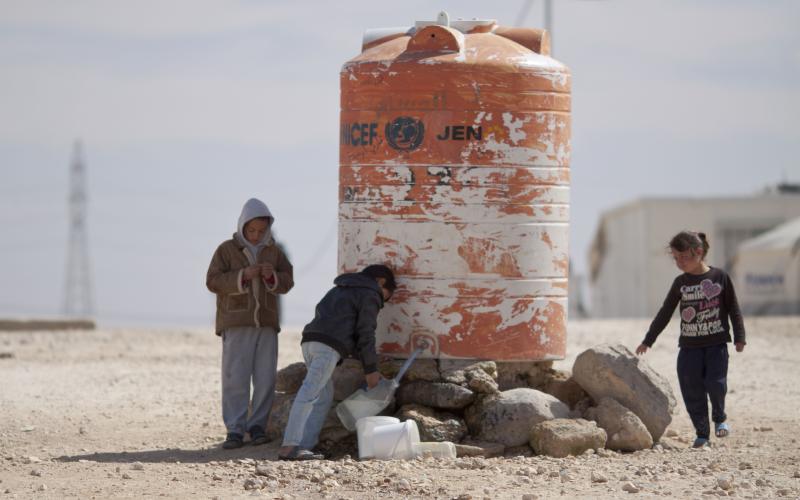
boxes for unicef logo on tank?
[385,117,425,151]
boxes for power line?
[298,219,338,275]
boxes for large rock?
[396,381,475,410]
[266,392,295,441]
[529,418,607,458]
[332,359,365,401]
[439,360,497,386]
[396,404,467,442]
[406,359,441,382]
[465,367,500,394]
[276,362,306,394]
[464,388,571,447]
[495,361,554,391]
[572,343,676,441]
[541,370,587,409]
[585,397,653,451]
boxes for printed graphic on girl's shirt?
[679,279,724,337]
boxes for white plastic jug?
[370,420,420,460]
[414,441,457,459]
[336,379,398,431]
[355,416,400,460]
[336,344,428,431]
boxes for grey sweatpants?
[221,326,278,436]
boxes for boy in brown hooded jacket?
[206,198,293,449]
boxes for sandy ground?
[1,317,799,499]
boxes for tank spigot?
[411,333,437,355]
[414,338,431,350]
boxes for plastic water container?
[355,416,400,459]
[336,379,398,431]
[414,441,457,459]
[370,420,420,460]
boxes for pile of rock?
[267,343,676,459]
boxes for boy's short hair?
[244,216,272,227]
[360,264,396,292]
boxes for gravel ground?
[1,317,799,499]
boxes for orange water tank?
[338,12,570,360]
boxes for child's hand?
[243,265,261,281]
[735,342,745,352]
[260,263,275,278]
[635,343,649,355]
[365,372,382,389]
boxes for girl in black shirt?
[636,231,746,448]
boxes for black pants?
[677,343,729,439]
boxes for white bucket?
[414,441,457,459]
[355,416,400,460]
[369,420,421,460]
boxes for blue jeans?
[281,341,341,449]
[677,343,729,439]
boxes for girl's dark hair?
[669,230,709,258]
[360,264,396,292]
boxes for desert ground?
[1,317,799,499]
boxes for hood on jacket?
[334,272,384,307]
[235,198,274,259]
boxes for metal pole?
[544,0,553,54]
[515,0,535,27]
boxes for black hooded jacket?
[301,273,384,373]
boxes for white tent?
[732,217,800,315]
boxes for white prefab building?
[732,217,800,315]
[588,192,800,318]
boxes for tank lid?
[362,12,497,51]
[415,11,497,33]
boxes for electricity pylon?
[63,140,94,317]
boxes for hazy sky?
[1,0,798,327]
